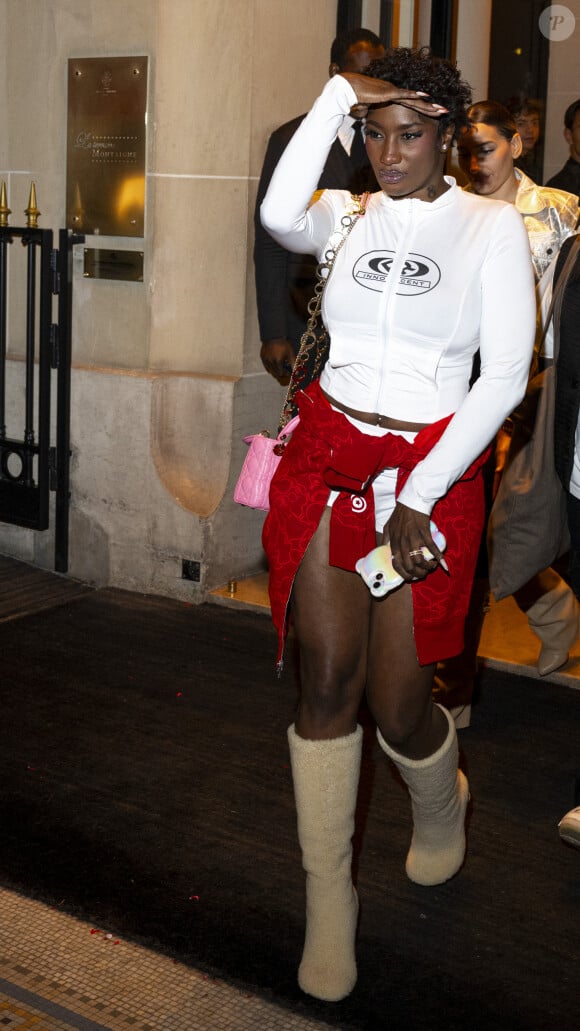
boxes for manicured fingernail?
[433,104,449,111]
[416,91,429,96]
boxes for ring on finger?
[408,548,425,558]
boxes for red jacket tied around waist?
[263,381,490,669]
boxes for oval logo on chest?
[352,250,441,295]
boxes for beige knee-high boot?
[519,570,580,676]
[287,723,362,1002]
[377,705,468,886]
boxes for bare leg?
[293,508,447,752]
[433,576,490,728]
[366,580,446,757]
[292,508,372,740]
[288,508,371,1000]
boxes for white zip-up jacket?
[261,75,536,515]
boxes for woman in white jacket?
[458,100,580,677]
[261,49,536,1003]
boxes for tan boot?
[288,724,362,1002]
[520,571,580,676]
[377,705,469,886]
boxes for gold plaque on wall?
[66,56,148,237]
[83,248,144,282]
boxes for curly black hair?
[365,47,472,140]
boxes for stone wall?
[0,0,336,596]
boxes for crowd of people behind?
[251,30,580,1003]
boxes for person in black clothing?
[254,28,384,384]
[553,233,580,848]
[546,99,580,199]
[554,234,580,598]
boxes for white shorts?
[327,410,417,533]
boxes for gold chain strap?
[278,192,369,431]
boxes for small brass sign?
[83,248,144,282]
[67,56,148,237]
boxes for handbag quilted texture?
[234,416,300,511]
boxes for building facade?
[0,0,576,602]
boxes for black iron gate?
[0,183,83,572]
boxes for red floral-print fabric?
[263,381,490,669]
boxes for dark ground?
[0,584,578,1031]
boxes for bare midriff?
[322,389,431,432]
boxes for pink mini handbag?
[234,415,300,511]
[235,194,368,512]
